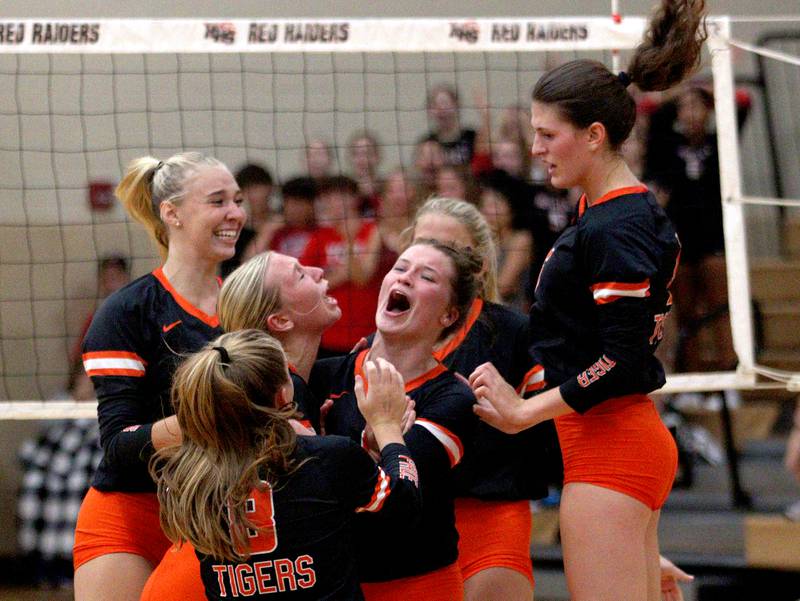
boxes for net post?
[611,0,622,74]
[708,17,757,380]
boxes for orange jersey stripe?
[516,364,544,395]
[590,280,650,304]
[357,468,391,513]
[415,418,464,468]
[85,368,146,377]
[82,350,146,363]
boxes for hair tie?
[213,345,231,365]
[617,71,631,88]
[149,161,165,185]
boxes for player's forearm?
[151,415,182,450]
[370,422,406,450]
[519,387,573,427]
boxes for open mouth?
[385,289,411,315]
[323,284,338,306]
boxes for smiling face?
[169,164,246,262]
[376,243,457,342]
[263,253,341,334]
[530,101,592,190]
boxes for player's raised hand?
[469,362,528,434]
[355,358,406,430]
[362,395,415,460]
[400,396,416,434]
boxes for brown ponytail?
[152,329,300,561]
[628,0,708,92]
[532,0,707,150]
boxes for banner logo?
[205,22,236,45]
[449,21,479,44]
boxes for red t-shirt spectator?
[301,221,382,353]
[269,225,316,259]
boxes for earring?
[175,221,182,228]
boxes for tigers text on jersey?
[199,436,420,600]
[530,187,680,413]
[82,268,221,492]
[310,350,477,582]
[434,298,556,499]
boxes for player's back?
[198,435,373,601]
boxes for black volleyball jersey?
[289,368,320,434]
[530,186,680,414]
[82,268,222,492]
[310,350,478,582]
[433,298,556,499]
[198,436,420,601]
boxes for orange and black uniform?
[289,368,320,433]
[531,186,680,509]
[438,298,557,500]
[433,298,560,584]
[197,436,420,600]
[311,350,477,600]
[75,267,221,568]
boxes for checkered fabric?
[17,419,102,567]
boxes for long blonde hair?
[410,197,500,303]
[115,151,226,259]
[218,252,282,333]
[152,329,299,561]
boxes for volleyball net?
[0,16,799,419]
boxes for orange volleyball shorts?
[73,487,172,570]
[455,497,534,586]
[361,562,464,601]
[555,394,678,510]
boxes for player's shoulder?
[290,370,309,388]
[296,434,361,463]
[423,367,474,402]
[480,300,527,331]
[587,188,659,223]
[580,190,662,246]
[90,272,160,324]
[311,353,354,384]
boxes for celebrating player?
[470,1,707,599]
[410,196,559,601]
[74,152,246,601]
[311,239,482,600]
[150,329,420,600]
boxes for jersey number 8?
[230,481,278,555]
